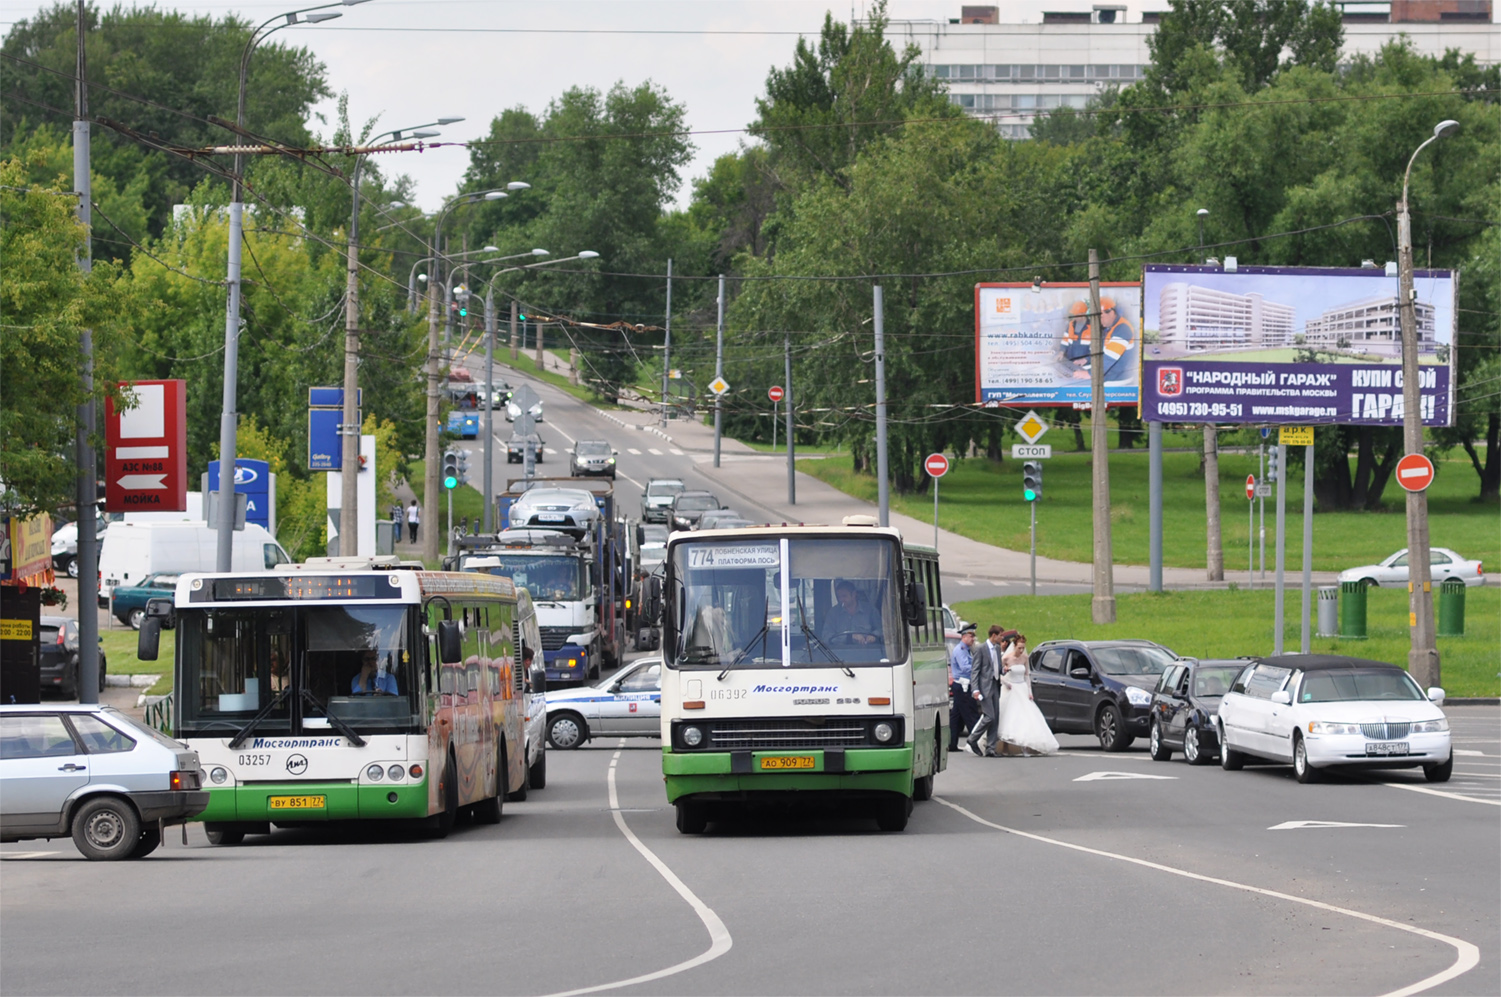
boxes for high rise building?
[1156,282,1297,353]
[1302,294,1438,356]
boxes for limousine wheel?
[1218,723,1244,771]
[1293,734,1320,784]
[1424,753,1453,783]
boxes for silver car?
[508,487,603,537]
[0,704,208,860]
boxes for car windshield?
[669,536,905,668]
[1299,669,1424,703]
[1192,665,1242,699]
[648,481,685,496]
[1093,645,1176,676]
[472,555,582,602]
[577,442,611,455]
[677,495,717,512]
[640,525,669,544]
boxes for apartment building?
[1302,294,1438,355]
[1157,282,1298,353]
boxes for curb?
[106,674,159,689]
[1447,698,1500,706]
[597,409,677,445]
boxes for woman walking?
[995,632,1058,756]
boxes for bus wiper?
[797,592,854,677]
[228,688,290,750]
[718,598,769,681]
[301,689,367,747]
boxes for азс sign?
[105,380,187,512]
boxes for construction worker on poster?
[1061,296,1136,382]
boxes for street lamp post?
[339,117,460,556]
[1397,118,1458,690]
[216,0,366,571]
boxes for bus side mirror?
[138,619,162,661]
[903,578,927,628]
[145,597,175,627]
[530,667,547,695]
[437,620,463,664]
[637,628,660,651]
[642,575,662,624]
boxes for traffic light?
[1266,448,1279,484]
[455,449,470,487]
[442,450,460,489]
[1022,461,1043,502]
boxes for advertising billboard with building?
[1139,264,1455,426]
[974,282,1140,407]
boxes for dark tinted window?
[1156,665,1184,694]
[1244,664,1292,700]
[1229,665,1254,694]
[1299,669,1423,703]
[1035,648,1064,674]
[648,480,685,496]
[676,495,718,511]
[577,441,611,455]
[1092,645,1175,676]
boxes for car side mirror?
[530,667,547,695]
[437,620,463,664]
[137,618,162,661]
[1069,666,1092,680]
[1427,686,1445,706]
[1271,690,1292,706]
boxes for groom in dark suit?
[966,625,1007,757]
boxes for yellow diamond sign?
[1014,410,1049,445]
[709,376,730,396]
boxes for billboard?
[1140,265,1455,426]
[974,283,1141,407]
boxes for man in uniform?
[948,625,979,753]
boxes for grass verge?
[953,584,1499,698]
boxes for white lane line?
[935,796,1479,997]
[648,448,663,456]
[618,472,645,490]
[627,448,642,455]
[1453,749,1486,756]
[544,758,731,997]
[669,448,684,456]
[0,850,58,860]
[1379,781,1501,805]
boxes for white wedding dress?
[996,659,1059,755]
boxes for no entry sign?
[768,385,784,403]
[925,453,950,478]
[1245,474,1256,501]
[1395,453,1435,492]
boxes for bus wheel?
[474,745,505,823]
[433,755,458,837]
[875,794,912,832]
[675,800,708,834]
[529,747,547,790]
[204,824,244,846]
[911,729,938,801]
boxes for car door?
[1055,649,1097,733]
[1030,647,1066,720]
[591,666,643,735]
[1159,666,1189,745]
[1264,669,1304,759]
[615,663,662,734]
[1237,664,1293,758]
[0,714,89,834]
[1429,550,1453,580]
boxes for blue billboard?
[206,458,271,529]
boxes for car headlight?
[1309,721,1361,735]
[873,722,895,743]
[1410,718,1449,733]
[682,726,703,747]
[606,458,615,464]
[366,764,385,781]
[1125,686,1153,706]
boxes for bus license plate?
[1366,742,1408,756]
[268,795,326,810]
[760,756,815,770]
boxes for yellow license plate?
[760,755,815,770]
[267,795,326,810]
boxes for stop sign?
[925,453,950,478]
[1395,453,1435,492]
[1245,474,1256,500]
[768,385,784,403]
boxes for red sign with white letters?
[105,380,187,512]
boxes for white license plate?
[1366,741,1409,756]
[537,514,566,522]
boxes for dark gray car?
[1028,639,1178,752]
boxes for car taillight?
[170,770,200,791]
[57,630,67,645]
[1478,562,1484,575]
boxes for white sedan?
[544,658,661,749]
[1338,548,1484,588]
[1216,655,1451,784]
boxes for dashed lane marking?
[627,448,642,455]
[648,448,663,455]
[669,448,684,456]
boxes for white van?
[97,522,290,606]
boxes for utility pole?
[1204,426,1224,580]
[1301,442,1314,653]
[73,0,99,704]
[1273,443,1287,654]
[423,235,442,563]
[510,299,518,361]
[339,153,363,555]
[483,290,495,532]
[786,333,795,505]
[713,273,724,468]
[1148,421,1163,592]
[661,259,672,427]
[1088,250,1115,624]
[873,285,889,528]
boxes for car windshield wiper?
[300,689,367,747]
[798,592,853,677]
[228,687,290,750]
[718,597,769,680]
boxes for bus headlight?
[366,764,385,781]
[682,726,703,747]
[387,764,405,781]
[209,766,228,785]
[873,722,895,744]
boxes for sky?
[1,0,1179,211]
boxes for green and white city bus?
[137,558,531,843]
[655,517,948,833]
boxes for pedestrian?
[391,503,404,548]
[407,499,420,543]
[966,624,1008,757]
[948,625,980,753]
[995,632,1058,756]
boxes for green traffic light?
[444,475,457,489]
[517,313,526,322]
[1023,488,1037,502]
[459,307,467,318]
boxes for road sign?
[1259,427,1272,440]
[924,453,950,478]
[668,369,682,380]
[1245,474,1256,500]
[1255,484,1272,498]
[105,380,187,513]
[1395,453,1435,492]
[1279,426,1314,447]
[1014,410,1049,444]
[768,385,784,403]
[709,376,730,396]
[1011,444,1052,459]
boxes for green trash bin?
[1339,579,1368,639]
[1438,577,1466,637]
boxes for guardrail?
[142,693,173,734]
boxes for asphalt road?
[4,705,1496,996]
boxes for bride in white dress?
[996,634,1059,756]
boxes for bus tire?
[875,794,912,832]
[675,800,708,834]
[507,742,529,802]
[475,744,506,822]
[911,728,939,801]
[528,747,547,790]
[433,755,458,837]
[204,824,244,846]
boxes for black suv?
[1028,639,1177,751]
[670,491,722,531]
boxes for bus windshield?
[472,555,582,602]
[669,536,905,668]
[176,605,419,732]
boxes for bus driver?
[352,650,399,695]
[819,580,883,648]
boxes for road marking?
[954,579,975,587]
[669,448,684,456]
[935,796,1480,997]
[1453,749,1485,757]
[618,472,645,490]
[1268,820,1405,830]
[544,754,731,997]
[627,448,642,455]
[648,448,663,455]
[544,448,557,454]
[0,851,58,860]
[1378,781,1501,806]
[1073,771,1178,782]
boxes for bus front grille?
[707,717,871,750]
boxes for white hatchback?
[1216,655,1451,784]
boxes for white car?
[50,521,79,577]
[544,658,662,749]
[1216,654,1451,784]
[1338,548,1484,588]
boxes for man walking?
[948,625,979,753]
[407,499,420,544]
[391,503,404,549]
[966,624,1007,757]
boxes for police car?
[544,658,661,749]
